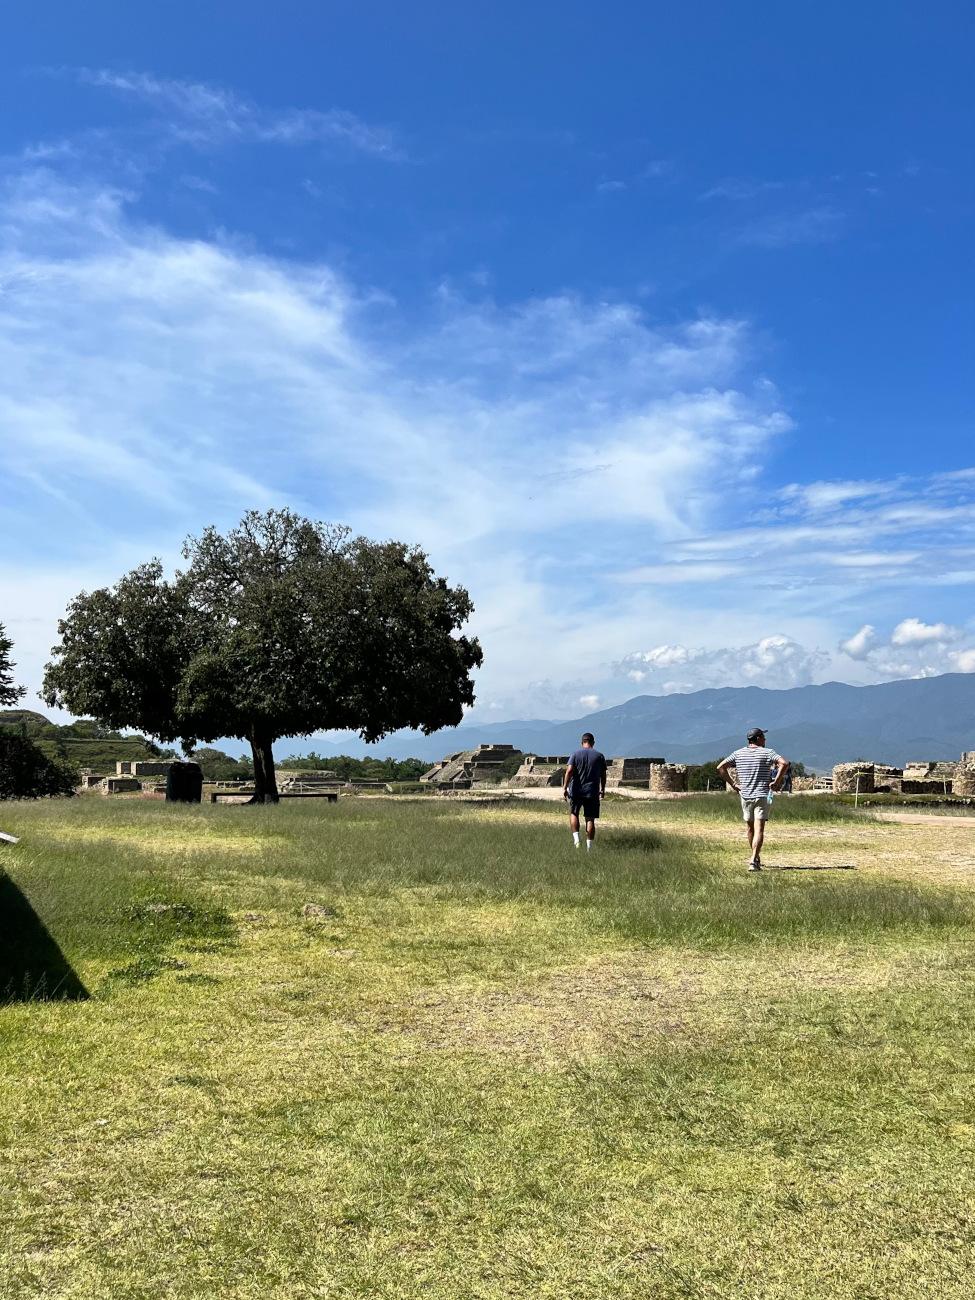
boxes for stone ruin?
[116,760,174,777]
[278,771,339,793]
[420,744,524,789]
[424,746,698,794]
[832,751,975,796]
[508,755,568,788]
[605,757,666,788]
[832,762,875,794]
[504,753,670,789]
[648,762,688,793]
[102,776,141,795]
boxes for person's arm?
[600,754,607,798]
[716,757,739,792]
[771,755,789,791]
[562,761,574,798]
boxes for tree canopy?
[43,510,483,801]
[0,623,25,709]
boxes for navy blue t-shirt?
[568,747,606,798]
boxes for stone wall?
[103,776,141,795]
[649,763,688,793]
[605,757,665,788]
[132,761,175,777]
[901,779,952,795]
[953,766,975,796]
[903,761,957,781]
[832,763,875,794]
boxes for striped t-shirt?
[724,745,783,799]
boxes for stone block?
[103,776,142,794]
[832,763,874,794]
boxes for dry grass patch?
[389,945,944,1060]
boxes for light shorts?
[741,795,771,822]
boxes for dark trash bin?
[165,761,204,804]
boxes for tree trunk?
[248,728,280,804]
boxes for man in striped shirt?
[716,728,789,871]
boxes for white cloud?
[615,635,828,693]
[840,625,876,660]
[835,619,975,682]
[579,694,601,709]
[891,617,961,646]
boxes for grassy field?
[2,793,974,1299]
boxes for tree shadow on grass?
[0,871,89,1003]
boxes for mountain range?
[292,672,975,771]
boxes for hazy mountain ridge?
[296,673,975,769]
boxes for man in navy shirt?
[562,732,607,851]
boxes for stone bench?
[209,790,339,803]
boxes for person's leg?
[569,809,581,847]
[748,806,764,868]
[752,803,768,864]
[586,816,596,849]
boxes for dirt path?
[871,810,975,827]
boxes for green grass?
[1,796,974,1298]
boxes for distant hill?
[310,672,975,770]
[0,711,174,772]
[14,673,975,774]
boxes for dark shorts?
[570,796,600,821]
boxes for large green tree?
[43,510,483,802]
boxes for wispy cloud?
[0,167,793,706]
[73,68,399,157]
[737,206,844,248]
[700,178,787,202]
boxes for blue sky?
[1,1,974,733]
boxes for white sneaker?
[747,859,762,872]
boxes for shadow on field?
[0,871,89,1003]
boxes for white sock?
[586,838,594,851]
[572,830,580,846]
